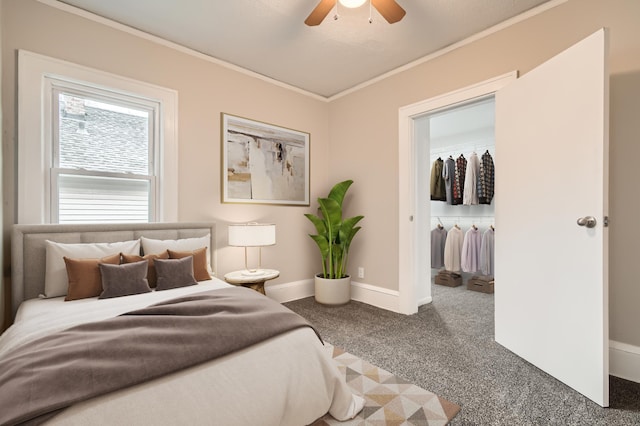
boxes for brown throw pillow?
[99,260,151,299]
[64,253,121,301]
[122,251,170,288]
[154,256,198,291]
[168,247,211,281]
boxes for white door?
[495,29,609,406]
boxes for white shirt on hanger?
[443,226,464,272]
[461,226,482,273]
[463,152,480,205]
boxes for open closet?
[415,96,496,294]
[400,30,609,406]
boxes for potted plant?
[305,180,364,305]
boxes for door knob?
[577,216,597,228]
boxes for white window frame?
[51,83,158,223]
[18,50,178,224]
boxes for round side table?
[224,269,280,295]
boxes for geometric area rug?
[312,344,461,426]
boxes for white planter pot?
[314,274,351,305]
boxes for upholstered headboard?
[11,222,216,318]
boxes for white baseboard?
[418,296,433,306]
[266,279,314,303]
[610,340,640,384]
[265,278,401,312]
[350,280,400,312]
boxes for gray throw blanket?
[0,287,321,426]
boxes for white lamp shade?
[339,0,367,8]
[228,223,276,247]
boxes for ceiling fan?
[305,0,406,26]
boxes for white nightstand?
[224,269,280,295]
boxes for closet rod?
[430,142,494,157]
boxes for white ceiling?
[429,97,495,149]
[56,0,553,98]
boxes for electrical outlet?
[358,267,365,279]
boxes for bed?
[0,222,363,425]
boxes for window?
[18,50,178,224]
[53,88,157,223]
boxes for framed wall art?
[221,113,310,205]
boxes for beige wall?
[0,0,331,329]
[329,0,640,347]
[1,0,639,349]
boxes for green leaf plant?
[304,180,364,279]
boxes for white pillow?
[44,239,141,298]
[141,234,213,275]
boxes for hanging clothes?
[442,156,456,205]
[452,154,467,205]
[463,152,480,205]
[461,226,482,273]
[430,225,447,268]
[478,150,495,205]
[443,225,463,272]
[430,158,446,201]
[480,227,495,277]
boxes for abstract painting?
[221,113,310,205]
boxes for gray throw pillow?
[154,256,198,291]
[98,260,151,299]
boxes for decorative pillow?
[63,254,121,301]
[141,235,213,274]
[167,247,211,281]
[154,257,198,291]
[45,239,141,298]
[98,260,151,299]
[121,251,170,288]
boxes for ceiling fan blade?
[305,0,337,26]
[371,0,406,24]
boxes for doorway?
[398,28,609,408]
[418,96,496,296]
[397,72,516,315]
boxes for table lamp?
[228,222,276,276]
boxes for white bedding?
[0,279,364,425]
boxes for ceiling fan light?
[339,0,367,8]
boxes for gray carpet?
[284,283,640,425]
